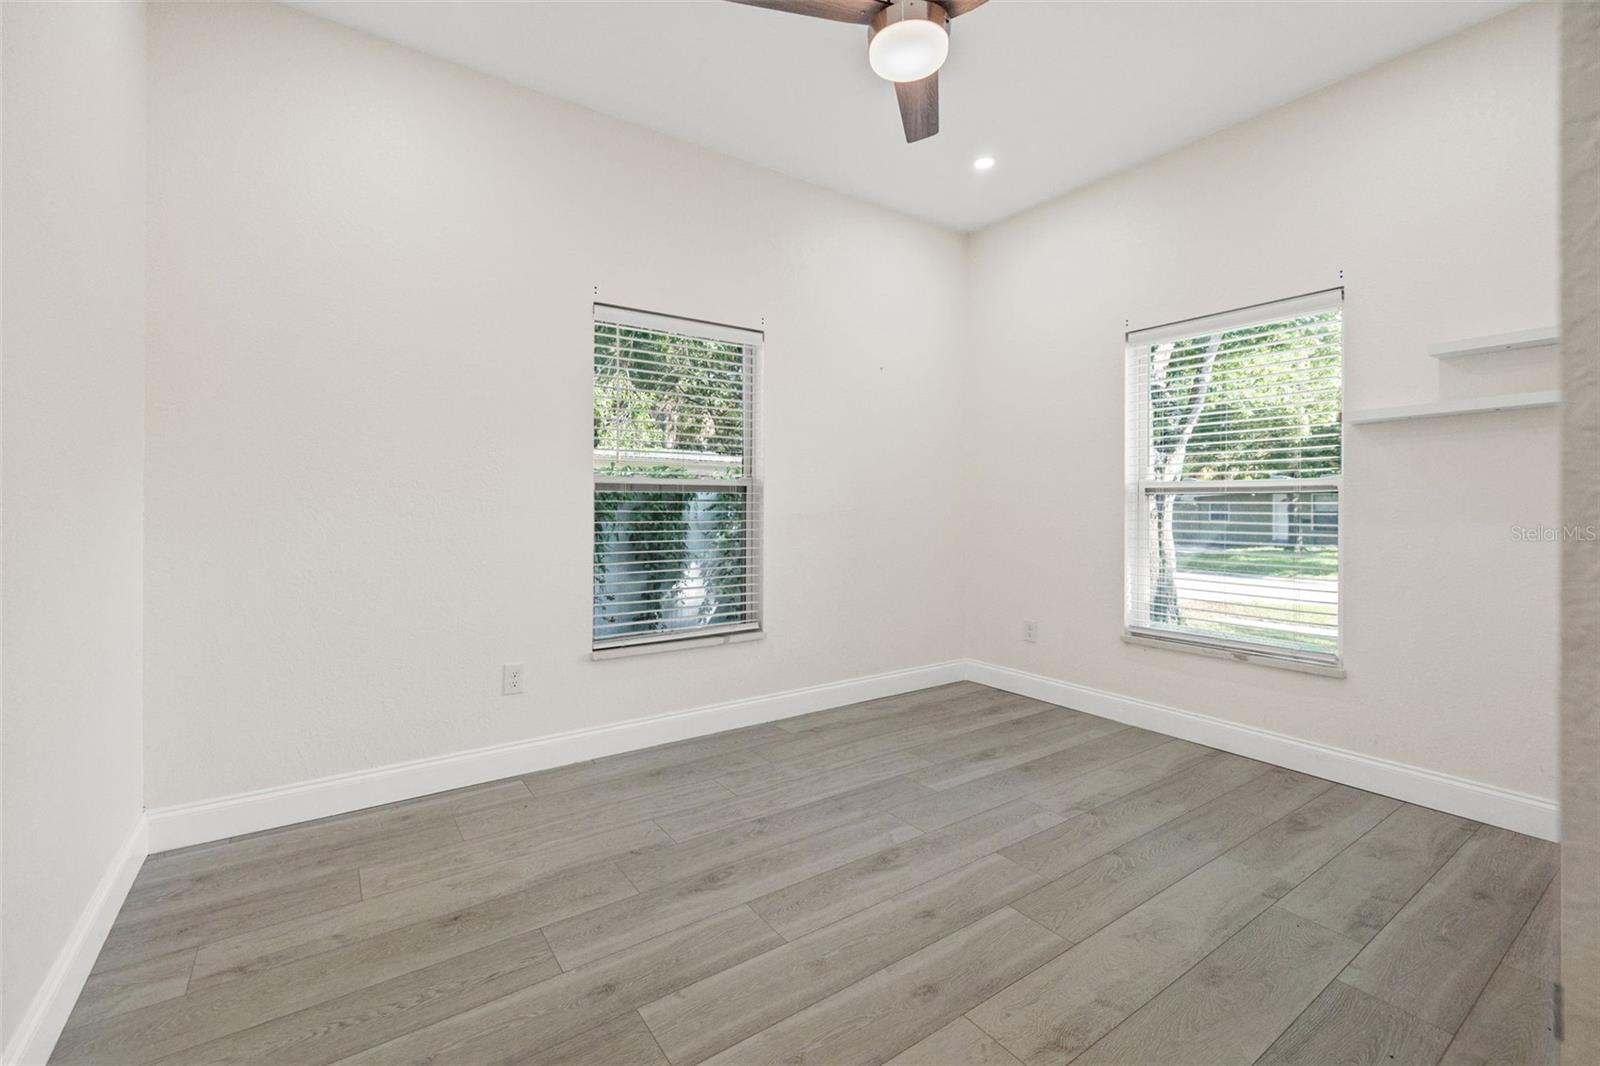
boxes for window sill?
[592,628,764,661]
[1122,629,1345,678]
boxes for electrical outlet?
[502,663,525,695]
[1022,620,1039,644]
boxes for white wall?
[143,2,967,808]
[964,4,1560,801]
[143,3,1561,816]
[0,0,146,1054]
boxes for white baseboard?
[142,653,1558,854]
[1,817,148,1066]
[145,660,968,853]
[963,659,1559,841]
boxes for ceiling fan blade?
[724,0,886,24]
[894,72,938,143]
[939,0,989,16]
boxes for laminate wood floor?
[51,682,1559,1065]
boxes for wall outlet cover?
[502,663,526,695]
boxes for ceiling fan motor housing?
[867,0,950,83]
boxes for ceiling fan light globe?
[868,18,948,82]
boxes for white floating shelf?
[1428,327,1559,360]
[1347,389,1561,425]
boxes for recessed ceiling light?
[973,156,996,172]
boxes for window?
[593,305,762,653]
[1125,290,1343,672]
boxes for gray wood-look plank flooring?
[50,682,1558,1065]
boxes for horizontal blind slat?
[594,309,761,650]
[1127,289,1343,346]
[1127,297,1342,664]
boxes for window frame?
[1123,288,1346,676]
[591,303,764,658]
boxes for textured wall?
[1561,0,1600,1058]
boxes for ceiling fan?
[726,0,989,143]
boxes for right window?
[1125,290,1343,672]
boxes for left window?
[592,305,762,653]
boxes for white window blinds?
[593,305,762,652]
[1125,290,1343,670]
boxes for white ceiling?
[285,0,1519,231]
